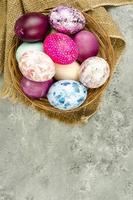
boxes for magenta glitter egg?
[18,51,55,82]
[43,33,79,64]
[21,77,54,99]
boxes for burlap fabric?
[0,0,133,123]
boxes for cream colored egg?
[54,62,81,81]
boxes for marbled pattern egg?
[80,57,110,88]
[16,42,43,62]
[44,33,78,64]
[49,6,85,34]
[18,51,55,82]
[47,80,87,110]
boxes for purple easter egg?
[14,12,49,42]
[20,77,54,99]
[73,30,99,62]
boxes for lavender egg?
[80,57,110,89]
[21,77,54,99]
[49,6,85,34]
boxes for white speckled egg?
[49,6,85,34]
[80,57,110,88]
[18,51,55,82]
[47,80,87,110]
[16,42,43,61]
[55,62,80,81]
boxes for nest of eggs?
[8,9,114,124]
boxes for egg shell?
[49,6,85,34]
[73,30,99,62]
[47,80,87,110]
[16,42,43,61]
[43,33,79,64]
[80,57,110,88]
[14,12,50,42]
[18,51,55,82]
[55,62,80,81]
[21,77,54,99]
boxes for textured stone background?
[0,5,133,200]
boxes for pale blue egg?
[16,42,43,61]
[47,80,88,110]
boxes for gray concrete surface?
[0,5,133,200]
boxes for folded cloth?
[0,0,133,99]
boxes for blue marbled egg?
[47,80,87,110]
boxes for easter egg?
[18,51,55,82]
[55,62,80,81]
[80,57,110,88]
[16,42,43,61]
[73,30,99,62]
[14,12,49,42]
[47,80,87,110]
[21,77,54,99]
[49,6,85,34]
[44,33,78,64]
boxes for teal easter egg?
[47,80,88,110]
[16,42,43,61]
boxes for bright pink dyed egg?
[43,33,79,64]
[20,77,54,99]
[73,30,99,62]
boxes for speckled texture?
[0,5,133,200]
[47,80,87,110]
[49,6,85,34]
[44,33,78,64]
[18,51,55,82]
[80,57,110,88]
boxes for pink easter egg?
[43,33,79,64]
[21,77,54,99]
[18,51,55,82]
